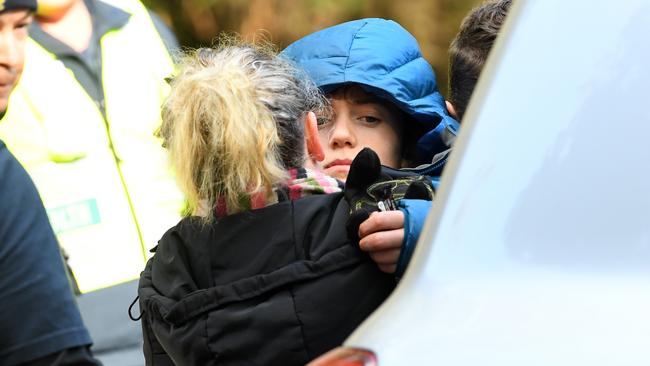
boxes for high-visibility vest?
[0,0,184,293]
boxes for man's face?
[318,85,404,181]
[0,9,32,113]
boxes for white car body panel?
[345,0,650,364]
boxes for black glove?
[344,148,434,243]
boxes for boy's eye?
[358,116,381,124]
[316,116,331,127]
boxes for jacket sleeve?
[141,311,175,366]
[140,259,175,366]
[138,226,216,365]
[396,199,432,279]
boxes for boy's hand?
[358,211,405,274]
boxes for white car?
[310,0,650,364]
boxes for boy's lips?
[324,159,353,180]
[323,159,353,169]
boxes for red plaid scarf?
[214,168,343,218]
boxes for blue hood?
[282,18,459,163]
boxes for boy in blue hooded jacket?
[283,18,458,278]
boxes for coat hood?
[281,18,459,163]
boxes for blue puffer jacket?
[281,18,459,164]
[283,19,459,279]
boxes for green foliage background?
[143,0,481,98]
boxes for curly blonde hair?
[159,41,327,221]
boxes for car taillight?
[307,347,378,366]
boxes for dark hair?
[449,0,512,120]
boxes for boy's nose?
[329,118,357,148]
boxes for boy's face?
[319,85,403,181]
[0,9,32,114]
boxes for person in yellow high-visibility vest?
[0,0,184,293]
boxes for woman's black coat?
[138,192,395,365]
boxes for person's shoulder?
[298,191,344,202]
[0,141,31,195]
[147,216,211,293]
[293,192,347,216]
[0,140,9,174]
[291,192,351,252]
[155,215,221,267]
[0,139,10,164]
[156,216,202,251]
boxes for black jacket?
[138,192,394,365]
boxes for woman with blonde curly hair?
[137,43,394,365]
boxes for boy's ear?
[305,111,324,162]
[446,100,458,120]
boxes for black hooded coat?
[138,192,394,365]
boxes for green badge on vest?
[48,199,101,234]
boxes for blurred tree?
[142,0,481,97]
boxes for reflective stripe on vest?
[0,0,183,293]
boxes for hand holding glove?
[344,148,435,279]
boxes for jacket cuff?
[395,199,432,279]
